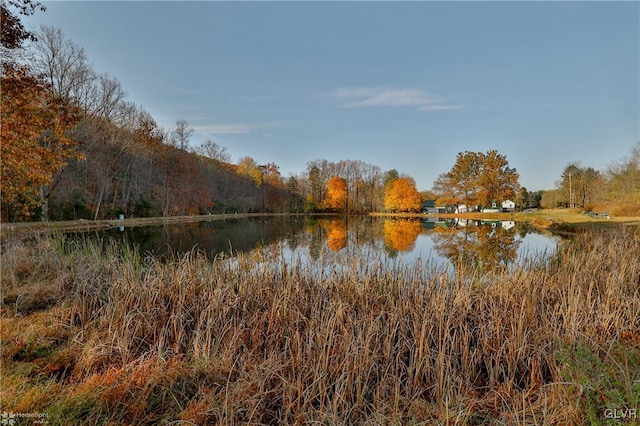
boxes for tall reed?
[1,228,638,424]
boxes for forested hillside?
[0,1,425,222]
[0,8,298,221]
[1,3,424,221]
[2,1,638,222]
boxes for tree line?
[430,146,639,216]
[0,1,429,221]
[539,146,640,216]
[2,3,299,221]
[291,159,424,214]
[2,1,637,221]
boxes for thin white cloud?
[193,121,287,136]
[193,123,257,135]
[418,104,465,111]
[331,86,464,111]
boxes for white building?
[501,200,516,212]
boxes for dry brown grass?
[374,209,640,232]
[1,227,639,424]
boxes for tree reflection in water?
[323,219,348,252]
[86,216,547,275]
[382,219,422,254]
[431,220,521,274]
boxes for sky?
[23,1,639,191]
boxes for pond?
[79,215,562,275]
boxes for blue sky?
[25,1,639,191]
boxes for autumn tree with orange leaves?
[433,150,519,208]
[324,219,347,252]
[431,223,520,274]
[1,0,45,55]
[383,177,421,212]
[1,64,81,220]
[383,219,421,252]
[323,176,348,212]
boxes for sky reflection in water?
[94,216,561,277]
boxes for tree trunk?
[94,186,104,220]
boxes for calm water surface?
[85,216,561,275]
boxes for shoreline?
[2,209,639,237]
[371,209,640,232]
[0,212,315,237]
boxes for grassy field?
[375,208,640,234]
[1,227,639,424]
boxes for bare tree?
[194,139,230,162]
[32,25,95,109]
[607,142,640,214]
[168,119,193,150]
[90,73,128,123]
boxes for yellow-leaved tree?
[384,177,421,212]
[383,219,421,252]
[323,176,347,212]
[324,219,347,252]
[236,156,263,186]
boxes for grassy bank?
[1,228,639,424]
[375,208,640,234]
[3,208,639,239]
[0,213,299,238]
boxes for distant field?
[376,208,640,232]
